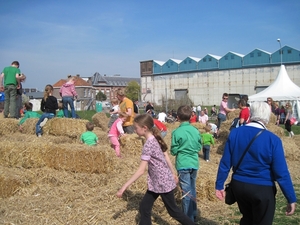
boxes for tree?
[125,81,140,101]
[96,91,107,101]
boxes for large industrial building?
[140,45,300,107]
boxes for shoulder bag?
[225,129,265,205]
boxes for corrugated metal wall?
[141,64,300,106]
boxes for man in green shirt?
[170,105,202,222]
[0,61,22,118]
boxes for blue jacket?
[216,123,297,203]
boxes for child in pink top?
[59,76,78,118]
[108,112,128,157]
[116,113,194,225]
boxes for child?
[59,76,78,118]
[36,84,58,137]
[19,102,41,130]
[108,112,128,157]
[116,114,195,225]
[107,98,119,128]
[207,121,218,139]
[80,122,99,146]
[201,125,215,162]
[153,118,167,138]
[170,105,202,222]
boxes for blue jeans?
[203,145,210,160]
[178,168,198,221]
[160,131,167,138]
[217,113,226,129]
[36,113,54,135]
[62,96,76,118]
[4,85,17,118]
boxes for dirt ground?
[0,113,299,225]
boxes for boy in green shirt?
[0,61,23,118]
[201,125,215,162]
[80,122,99,146]
[170,105,202,222]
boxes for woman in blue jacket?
[215,101,296,225]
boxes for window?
[189,59,192,64]
[288,49,292,54]
[209,57,212,61]
[84,89,87,97]
[257,52,261,57]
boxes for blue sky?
[1,0,299,90]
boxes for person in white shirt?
[196,104,201,118]
[157,111,167,122]
[198,110,208,124]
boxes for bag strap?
[232,129,265,174]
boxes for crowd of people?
[0,61,297,224]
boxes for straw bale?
[20,118,39,134]
[47,135,76,144]
[0,118,19,135]
[0,140,48,168]
[93,127,110,145]
[43,144,115,174]
[269,113,277,124]
[48,117,89,138]
[192,122,206,130]
[92,112,109,132]
[165,121,180,130]
[282,136,300,161]
[120,134,144,156]
[266,123,285,138]
[226,109,241,120]
[0,166,33,198]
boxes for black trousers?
[139,189,195,225]
[232,179,277,225]
[285,119,292,132]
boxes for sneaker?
[37,133,42,137]
[206,160,209,162]
[40,118,48,127]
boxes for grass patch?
[224,184,300,224]
[273,183,300,225]
[76,110,97,121]
[279,124,300,136]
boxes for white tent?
[248,65,300,102]
[248,65,300,119]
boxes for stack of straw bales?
[0,110,299,224]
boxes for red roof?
[53,77,91,87]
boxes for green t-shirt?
[80,131,98,146]
[56,109,71,118]
[201,132,215,146]
[19,111,41,125]
[171,122,202,170]
[2,66,21,86]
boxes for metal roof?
[91,72,140,87]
